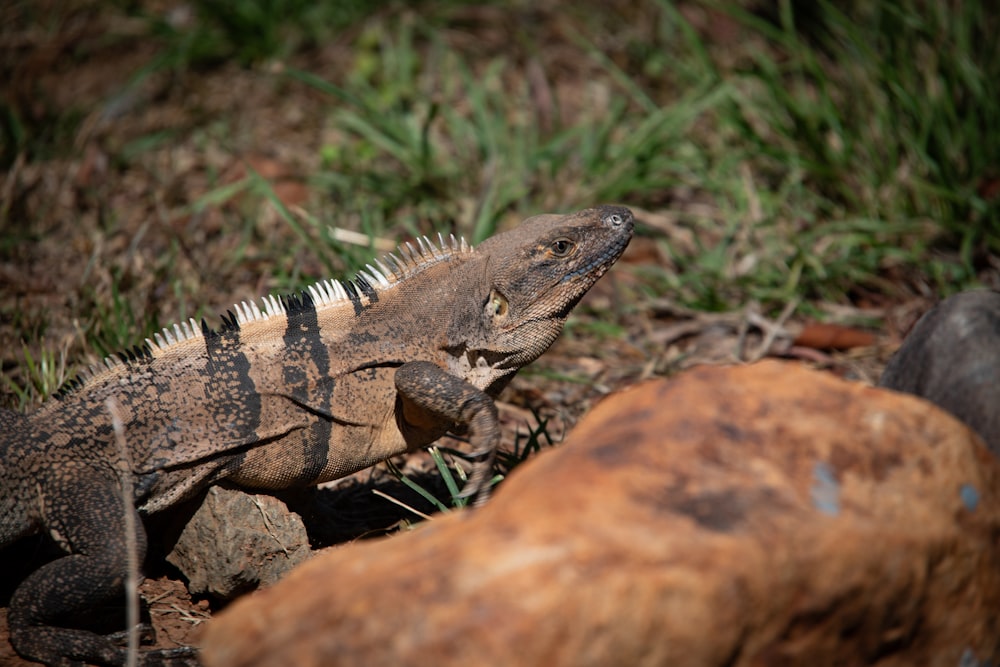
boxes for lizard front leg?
[394,361,500,506]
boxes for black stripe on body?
[281,290,332,482]
[220,309,240,332]
[118,343,153,365]
[202,316,262,447]
[344,281,365,316]
[356,276,379,304]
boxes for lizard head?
[447,205,634,392]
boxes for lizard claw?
[138,646,201,666]
[457,447,498,507]
[106,626,200,666]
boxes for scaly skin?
[0,205,634,666]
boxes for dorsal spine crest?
[54,233,473,398]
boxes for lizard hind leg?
[8,471,149,667]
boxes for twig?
[249,495,290,556]
[370,489,434,521]
[106,398,138,667]
[745,297,799,362]
[165,604,211,626]
[326,226,396,252]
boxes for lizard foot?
[456,446,498,507]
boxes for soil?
[1,3,994,665]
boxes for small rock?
[165,486,311,600]
[201,361,1000,667]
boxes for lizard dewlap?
[0,205,633,667]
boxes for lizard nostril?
[602,207,632,228]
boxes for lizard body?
[1,205,633,666]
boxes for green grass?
[714,0,1000,266]
[385,406,559,515]
[0,344,69,410]
[291,0,998,306]
[131,0,395,69]
[3,0,999,404]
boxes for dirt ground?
[1,3,992,666]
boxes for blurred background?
[2,2,999,654]
[1,0,998,406]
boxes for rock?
[166,486,311,600]
[880,289,1000,455]
[201,361,1000,667]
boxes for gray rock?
[880,289,1000,454]
[166,486,311,600]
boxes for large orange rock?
[201,361,1000,667]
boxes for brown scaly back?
[52,232,474,401]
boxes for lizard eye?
[549,238,575,257]
[489,289,509,318]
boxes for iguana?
[1,205,634,666]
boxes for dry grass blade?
[106,397,139,667]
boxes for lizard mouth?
[550,241,627,316]
[557,220,632,287]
